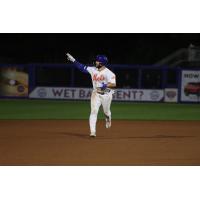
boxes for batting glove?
[100,82,107,90]
[66,53,76,62]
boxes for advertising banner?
[181,70,200,102]
[29,87,164,102]
[164,88,178,103]
[0,66,29,97]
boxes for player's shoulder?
[105,67,115,75]
[87,66,96,72]
[87,66,96,69]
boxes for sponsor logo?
[113,90,144,100]
[166,90,177,99]
[184,82,200,96]
[30,87,163,101]
[150,90,160,100]
[37,88,47,98]
[17,85,25,93]
[184,73,199,79]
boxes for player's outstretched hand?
[66,53,76,62]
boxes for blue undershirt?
[73,61,88,74]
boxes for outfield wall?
[29,87,165,102]
[0,64,199,103]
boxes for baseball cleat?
[105,118,111,128]
[90,132,96,137]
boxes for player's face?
[95,61,100,66]
[95,61,102,68]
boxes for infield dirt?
[0,120,200,165]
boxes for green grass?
[0,99,200,120]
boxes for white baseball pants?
[89,91,113,134]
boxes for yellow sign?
[0,67,28,97]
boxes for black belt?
[97,89,111,95]
[97,91,105,95]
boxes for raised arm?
[66,53,88,74]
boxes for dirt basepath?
[0,120,200,165]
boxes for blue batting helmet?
[96,55,108,66]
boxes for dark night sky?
[0,33,200,64]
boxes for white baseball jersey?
[86,66,116,92]
[86,66,116,134]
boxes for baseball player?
[66,53,116,137]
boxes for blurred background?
[0,33,200,64]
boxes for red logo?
[93,74,105,81]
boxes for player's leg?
[89,91,101,137]
[101,93,113,128]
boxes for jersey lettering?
[93,74,105,81]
